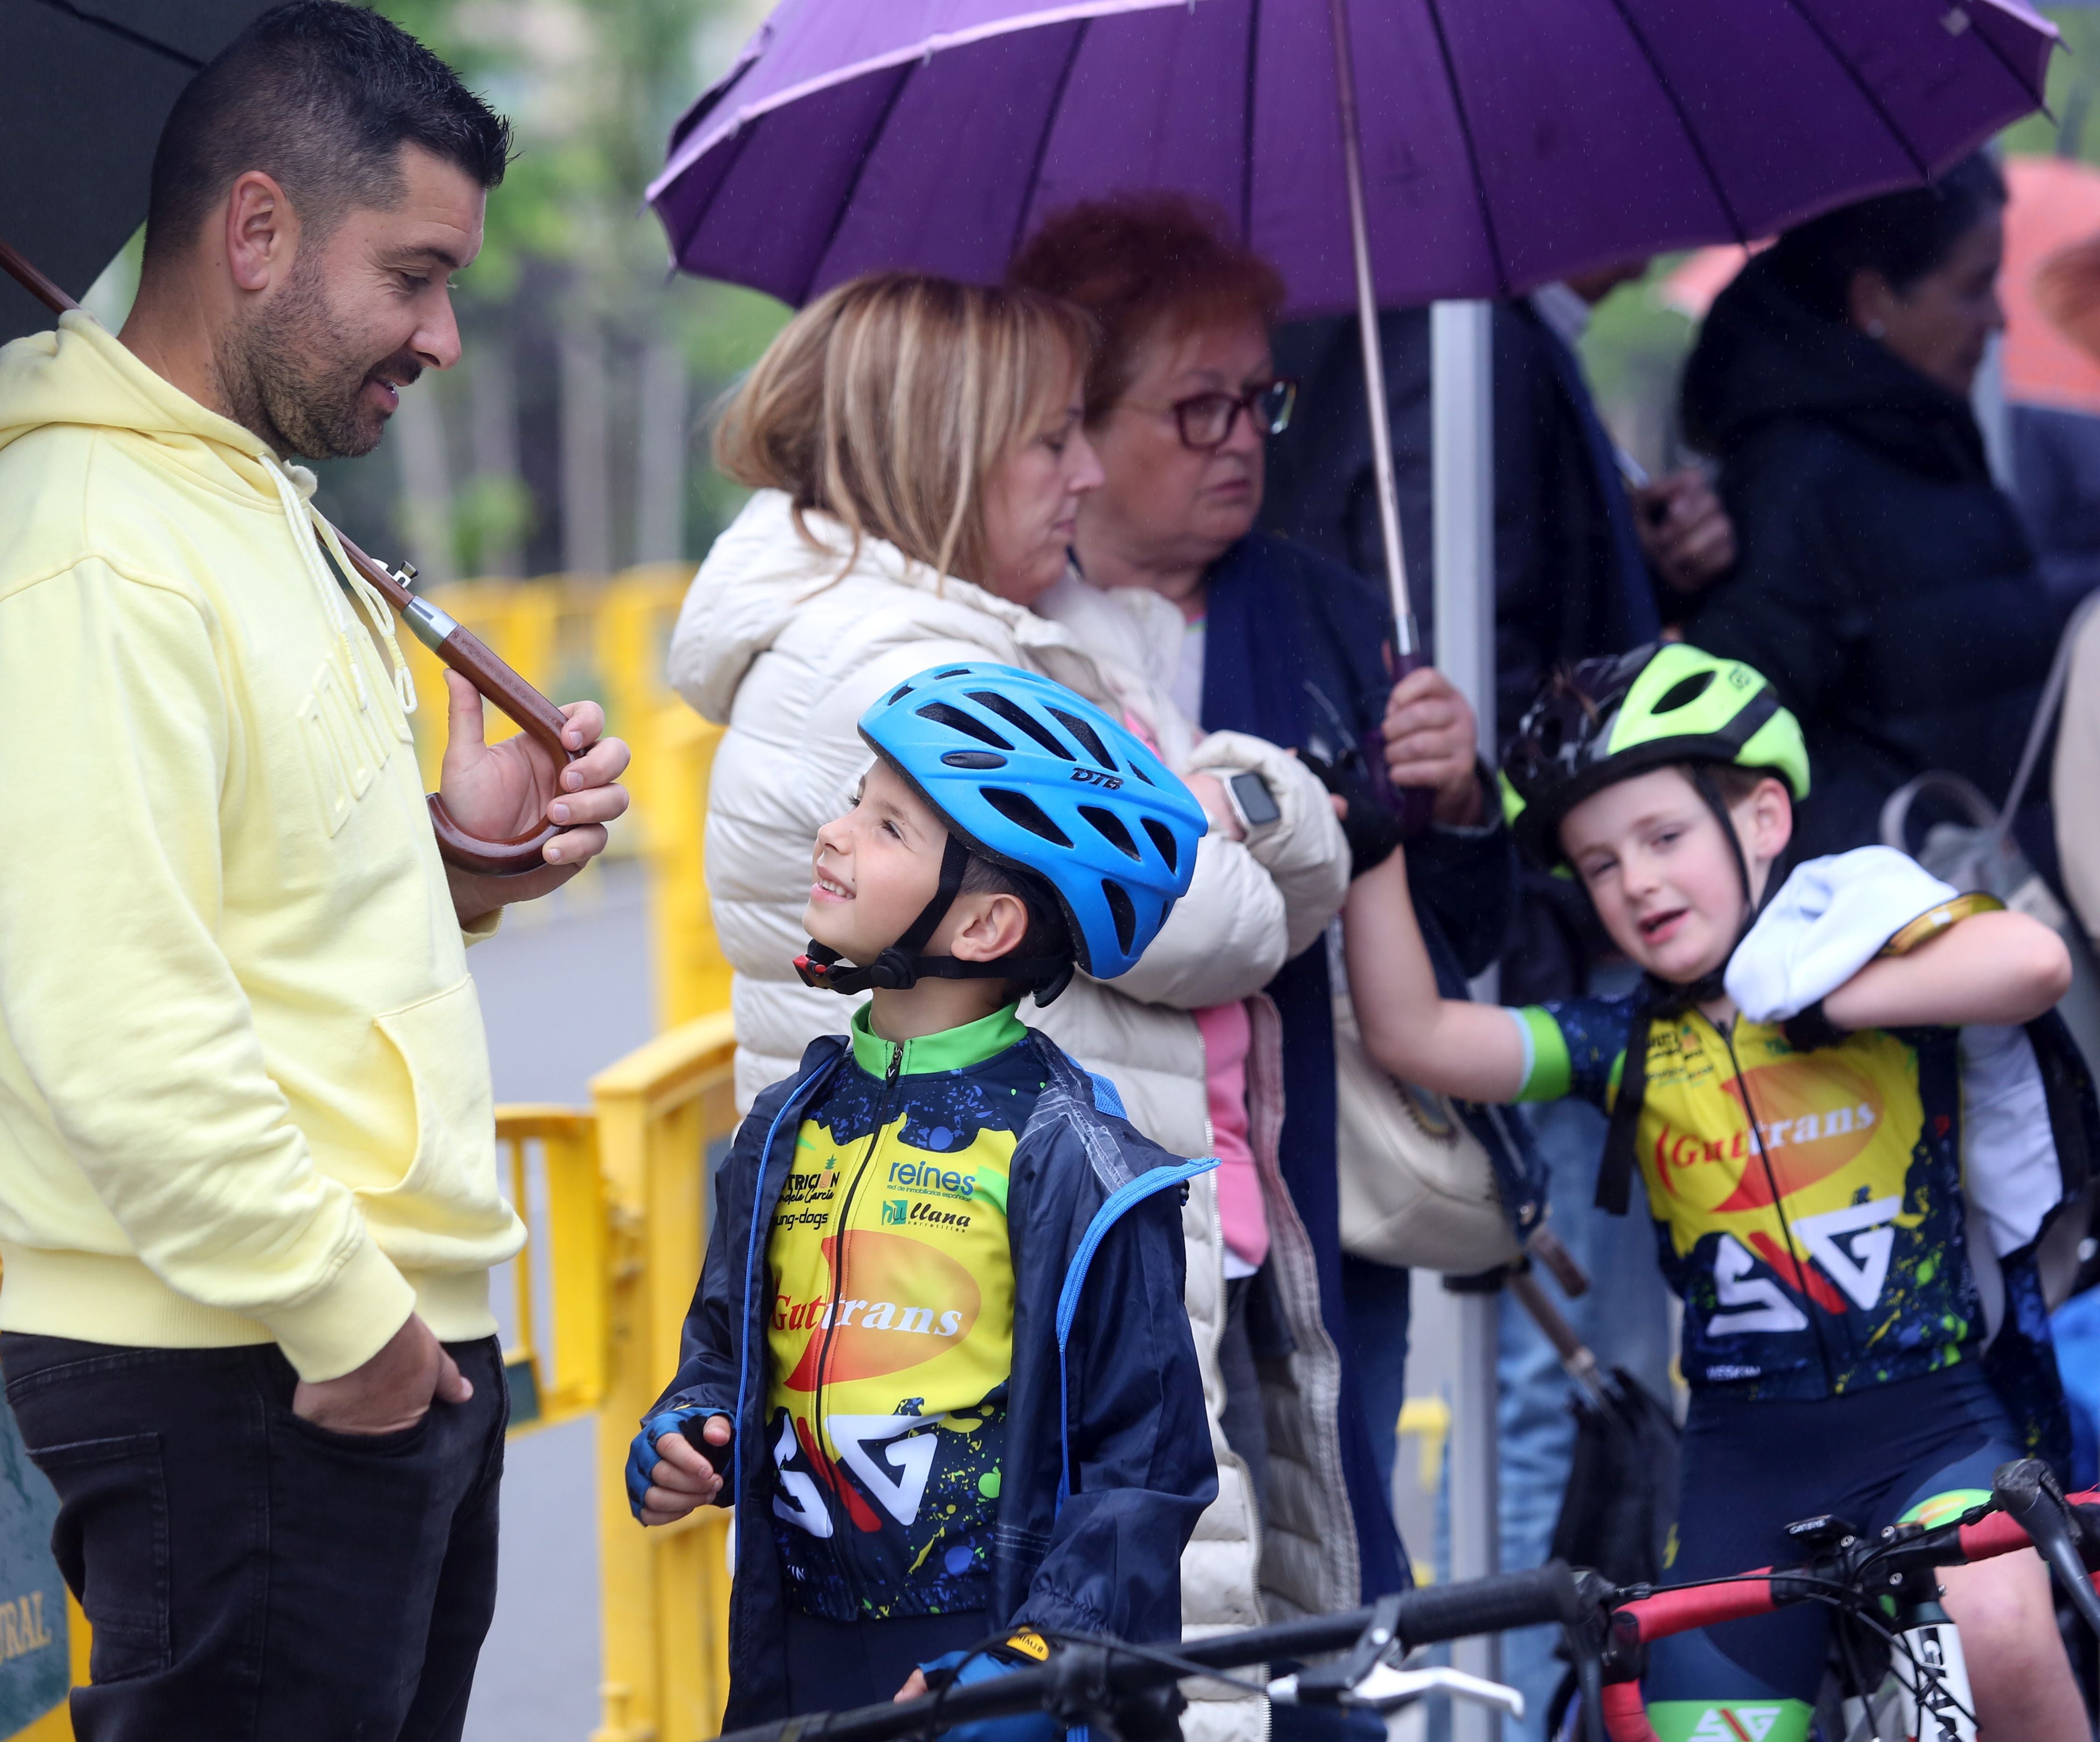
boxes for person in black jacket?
[1264,276,1723,1741]
[1681,153,2066,871]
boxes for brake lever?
[1993,1459,2100,1641]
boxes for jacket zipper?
[808,1041,903,1614]
[1715,1016,1840,1395]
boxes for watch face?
[1229,770,1281,829]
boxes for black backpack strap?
[1594,1004,1652,1217]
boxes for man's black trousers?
[1,1332,507,1742]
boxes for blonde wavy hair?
[714,272,1092,587]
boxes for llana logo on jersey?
[779,1230,981,1390]
[1650,1056,1883,1214]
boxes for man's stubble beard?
[220,251,417,462]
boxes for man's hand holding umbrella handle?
[292,1313,472,1436]
[439,673,631,925]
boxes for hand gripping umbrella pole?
[0,238,579,877]
[1327,0,1436,836]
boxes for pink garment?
[1195,1000,1268,1272]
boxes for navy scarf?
[1199,532,1410,1599]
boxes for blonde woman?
[666,273,1349,1728]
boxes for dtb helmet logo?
[1069,767,1122,789]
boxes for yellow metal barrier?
[495,1108,610,1434]
[589,1014,742,1742]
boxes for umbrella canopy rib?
[672,118,758,276]
[29,0,203,69]
[1012,21,1091,262]
[1964,8,2054,109]
[1776,0,1930,178]
[805,59,919,303]
[1601,0,1748,247]
[1419,0,1509,299]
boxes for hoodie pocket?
[360,978,504,1226]
[298,655,400,837]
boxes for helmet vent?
[1048,707,1117,770]
[933,667,974,680]
[1103,879,1138,955]
[1080,805,1142,861]
[887,684,915,704]
[984,788,1073,847]
[971,691,1075,760]
[942,750,1008,769]
[1653,671,1715,713]
[917,702,1011,749]
[1142,817,1179,872]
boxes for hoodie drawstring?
[260,455,416,718]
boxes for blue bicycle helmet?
[796,664,1206,1003]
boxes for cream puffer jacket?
[667,492,1354,1738]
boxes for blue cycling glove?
[917,1646,1060,1742]
[625,1404,712,1521]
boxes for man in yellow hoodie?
[0,5,630,1736]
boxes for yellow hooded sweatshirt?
[0,312,524,1382]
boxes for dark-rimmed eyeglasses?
[1129,379,1299,452]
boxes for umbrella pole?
[0,234,77,316]
[1325,0,1417,656]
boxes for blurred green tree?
[360,0,787,580]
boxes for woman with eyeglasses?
[1009,195,1536,1704]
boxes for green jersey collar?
[850,1002,1028,1077]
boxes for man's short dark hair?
[143,0,511,266]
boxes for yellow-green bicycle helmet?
[1501,642,1810,871]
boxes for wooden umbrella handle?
[332,532,583,877]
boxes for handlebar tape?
[1618,1574,1779,1645]
[1959,1488,2100,1565]
[1601,1680,1660,1742]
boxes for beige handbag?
[1333,989,1521,1272]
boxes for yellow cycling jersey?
[1515,999,1977,1398]
[764,1003,1042,1619]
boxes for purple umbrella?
[648,0,2054,738]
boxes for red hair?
[1008,192,1285,420]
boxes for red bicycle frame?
[1595,1486,2100,1742]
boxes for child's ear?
[947,892,1033,964]
[1744,776,1794,867]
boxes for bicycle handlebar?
[713,1480,2100,1742]
[715,1564,1586,1742]
[1598,1479,2100,1742]
[1611,1483,2100,1648]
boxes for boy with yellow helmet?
[1346,643,2088,1741]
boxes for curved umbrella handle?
[332,532,582,877]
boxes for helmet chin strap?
[795,835,1072,1003]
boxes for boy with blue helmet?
[624,664,1218,1729]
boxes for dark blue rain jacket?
[649,1030,1219,1727]
[1201,532,1547,1598]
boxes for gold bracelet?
[1877,892,2005,957]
